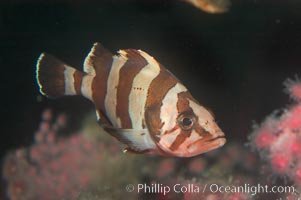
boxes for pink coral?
[2,110,106,200]
[249,77,301,188]
[285,77,301,101]
[253,119,277,149]
[188,157,207,174]
[156,158,175,178]
[270,153,291,174]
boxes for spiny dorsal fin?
[83,42,113,75]
[84,43,162,75]
[117,49,150,67]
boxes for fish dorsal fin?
[84,43,161,75]
[116,49,150,67]
[102,125,156,152]
[83,42,113,75]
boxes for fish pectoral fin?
[103,125,155,152]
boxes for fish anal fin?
[123,147,152,154]
[123,147,170,156]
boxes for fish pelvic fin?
[36,53,94,99]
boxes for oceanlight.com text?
[126,183,296,196]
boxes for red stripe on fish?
[89,43,113,122]
[73,71,83,95]
[176,91,194,113]
[116,49,148,128]
[145,69,178,138]
[169,130,192,151]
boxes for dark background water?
[0,0,301,180]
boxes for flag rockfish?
[36,42,226,157]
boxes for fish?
[184,0,231,14]
[36,42,226,157]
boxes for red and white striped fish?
[36,42,226,157]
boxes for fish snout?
[186,135,226,157]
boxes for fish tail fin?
[36,53,93,99]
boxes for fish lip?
[186,135,226,157]
[203,130,225,143]
[205,135,226,143]
[157,132,226,157]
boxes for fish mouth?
[186,134,226,157]
[203,135,226,148]
[206,135,226,143]
[156,131,226,157]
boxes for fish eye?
[178,113,195,131]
